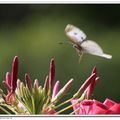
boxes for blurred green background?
[0,4,119,104]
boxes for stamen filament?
[55,98,82,114]
[54,98,73,109]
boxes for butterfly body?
[65,24,112,59]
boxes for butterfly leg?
[73,45,83,63]
[78,51,83,63]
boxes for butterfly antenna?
[58,41,72,45]
[58,42,64,44]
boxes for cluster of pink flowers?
[71,67,120,115]
[71,99,120,114]
[0,56,119,114]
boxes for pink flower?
[71,98,120,114]
[3,56,19,104]
[71,67,120,115]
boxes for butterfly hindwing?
[81,40,112,59]
[81,40,103,55]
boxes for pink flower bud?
[52,79,73,102]
[44,75,49,94]
[73,73,96,98]
[49,58,55,91]
[11,56,19,93]
[25,73,32,91]
[52,81,60,100]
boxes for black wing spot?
[74,32,77,35]
[81,37,84,40]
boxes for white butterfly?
[65,24,112,59]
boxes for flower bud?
[52,79,73,103]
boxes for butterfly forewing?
[65,24,86,44]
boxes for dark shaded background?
[0,4,119,106]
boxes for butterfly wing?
[65,24,86,44]
[81,40,112,59]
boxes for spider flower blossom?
[0,56,119,115]
[0,56,74,114]
[71,67,120,114]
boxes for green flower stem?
[55,98,82,114]
[0,105,11,114]
[70,107,80,115]
[54,98,73,109]
[55,104,73,114]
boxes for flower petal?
[71,99,80,114]
[103,98,116,108]
[107,104,120,114]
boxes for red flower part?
[49,58,55,91]
[5,91,16,104]
[71,99,108,114]
[107,104,120,114]
[80,67,98,99]
[52,81,60,99]
[86,67,97,97]
[71,99,80,114]
[86,77,99,99]
[71,99,120,114]
[11,56,19,93]
[103,98,120,114]
[79,73,96,93]
[92,100,108,114]
[52,79,73,102]
[103,98,116,107]
[25,73,32,91]
[44,75,49,94]
[5,72,11,89]
[42,108,56,114]
[4,56,19,104]
[92,66,97,77]
[3,72,11,92]
[74,73,96,98]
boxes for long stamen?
[54,98,73,109]
[70,107,80,115]
[55,96,83,114]
[73,73,95,98]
